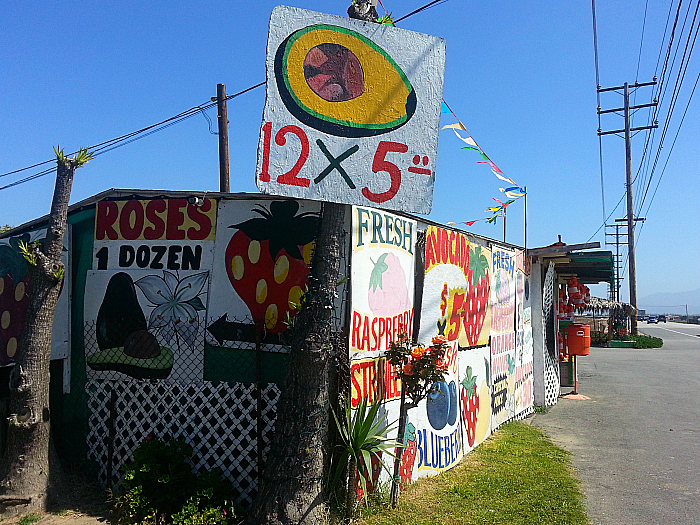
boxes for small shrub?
[628,334,663,349]
[590,331,607,346]
[171,488,235,525]
[111,434,236,525]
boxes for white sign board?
[256,6,446,214]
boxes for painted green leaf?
[461,365,477,399]
[186,297,206,311]
[368,253,389,292]
[469,245,489,283]
[0,244,28,283]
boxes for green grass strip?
[357,421,588,525]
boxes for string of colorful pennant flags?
[440,99,526,227]
[372,0,525,230]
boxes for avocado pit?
[123,330,161,359]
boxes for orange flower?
[432,335,448,345]
[411,346,426,359]
[403,363,414,376]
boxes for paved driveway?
[531,322,700,525]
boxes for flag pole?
[503,207,506,243]
[524,186,527,255]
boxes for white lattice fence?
[542,262,560,406]
[86,379,280,505]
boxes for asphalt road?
[531,322,700,525]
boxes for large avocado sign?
[257,6,446,215]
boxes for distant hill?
[638,288,700,315]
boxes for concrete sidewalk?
[531,330,700,525]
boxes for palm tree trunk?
[245,202,345,525]
[0,157,75,515]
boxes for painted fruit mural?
[464,245,490,346]
[355,452,383,500]
[275,24,416,137]
[426,380,458,431]
[88,272,174,379]
[225,201,319,333]
[368,252,411,316]
[398,422,417,488]
[0,233,67,364]
[0,235,31,363]
[474,376,492,445]
[460,366,479,448]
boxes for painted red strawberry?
[460,366,479,447]
[398,422,417,488]
[0,234,32,364]
[225,201,319,333]
[356,452,383,500]
[463,245,490,346]
[368,252,410,316]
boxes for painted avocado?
[87,345,174,380]
[275,24,416,137]
[96,272,147,351]
[91,274,173,380]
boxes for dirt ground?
[3,510,109,525]
[1,470,112,525]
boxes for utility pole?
[216,83,230,193]
[598,79,657,334]
[605,222,627,301]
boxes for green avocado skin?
[96,272,148,351]
[87,347,174,380]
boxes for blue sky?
[1,0,698,301]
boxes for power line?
[0,167,56,191]
[0,82,266,191]
[635,66,700,246]
[586,191,627,242]
[591,0,607,229]
[639,0,700,211]
[395,0,450,23]
[631,0,684,201]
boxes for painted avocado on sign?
[86,197,217,381]
[350,206,415,357]
[256,6,446,214]
[84,269,209,382]
[418,227,491,348]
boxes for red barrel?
[567,323,591,356]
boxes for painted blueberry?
[427,381,450,430]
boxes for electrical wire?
[591,0,607,231]
[0,0,450,188]
[631,0,677,193]
[394,0,450,23]
[632,0,688,212]
[639,0,700,208]
[636,67,700,245]
[636,0,700,213]
[586,191,627,243]
[0,82,265,191]
[0,167,56,191]
[632,0,650,112]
